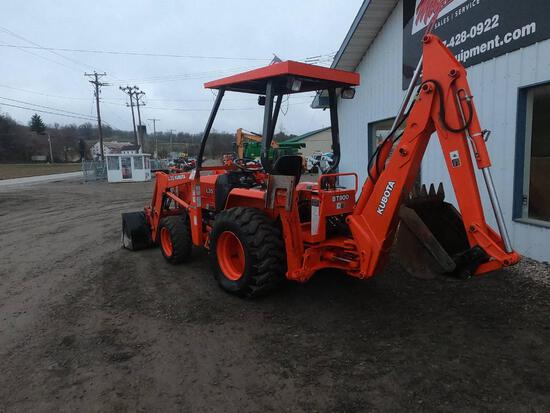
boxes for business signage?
[403,0,550,88]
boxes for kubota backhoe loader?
[122,33,520,297]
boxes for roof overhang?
[312,0,399,108]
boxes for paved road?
[0,171,82,189]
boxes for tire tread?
[211,207,286,297]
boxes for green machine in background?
[242,140,305,160]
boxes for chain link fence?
[150,159,170,172]
[81,160,107,182]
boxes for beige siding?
[299,129,332,158]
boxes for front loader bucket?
[394,184,486,279]
[121,211,153,251]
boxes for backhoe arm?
[348,34,520,278]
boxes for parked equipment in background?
[222,152,235,166]
[306,151,334,174]
[122,34,520,297]
[234,128,305,162]
[170,157,196,172]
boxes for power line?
[118,65,258,83]
[0,25,94,72]
[0,42,337,64]
[0,83,316,104]
[0,96,96,119]
[0,101,98,121]
[0,83,100,101]
[0,44,271,61]
[114,56,336,84]
[102,99,315,112]
[0,39,84,74]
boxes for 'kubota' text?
[376,181,396,215]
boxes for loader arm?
[348,34,520,277]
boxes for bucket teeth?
[407,182,446,203]
[436,182,445,199]
[420,184,428,197]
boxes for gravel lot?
[1,178,549,412]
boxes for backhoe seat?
[272,155,302,183]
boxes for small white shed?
[106,153,151,183]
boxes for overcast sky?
[1,1,363,136]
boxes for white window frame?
[518,84,550,227]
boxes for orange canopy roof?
[204,60,360,94]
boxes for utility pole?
[134,87,145,126]
[148,118,160,158]
[168,129,176,157]
[119,86,138,145]
[47,132,54,164]
[85,71,108,160]
[133,87,146,150]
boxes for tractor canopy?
[197,61,360,173]
[204,60,359,94]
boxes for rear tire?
[159,215,192,264]
[210,207,286,298]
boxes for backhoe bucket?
[121,211,153,251]
[394,183,477,279]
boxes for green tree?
[29,113,46,134]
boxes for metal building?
[318,0,550,261]
[284,127,332,158]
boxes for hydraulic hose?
[421,79,473,133]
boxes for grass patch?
[0,163,81,180]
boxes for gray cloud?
[1,0,362,135]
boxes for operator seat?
[215,171,254,211]
[272,155,302,183]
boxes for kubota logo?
[412,0,468,35]
[377,181,396,215]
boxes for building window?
[518,83,550,223]
[368,117,421,188]
[368,118,406,159]
[134,156,143,170]
[107,156,119,170]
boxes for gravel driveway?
[0,178,549,412]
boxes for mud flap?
[394,183,486,279]
[121,211,153,251]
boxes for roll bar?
[197,85,343,175]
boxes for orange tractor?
[122,34,520,297]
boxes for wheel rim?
[160,227,173,257]
[216,231,245,281]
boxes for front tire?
[159,215,192,264]
[210,207,286,298]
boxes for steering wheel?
[233,157,263,172]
